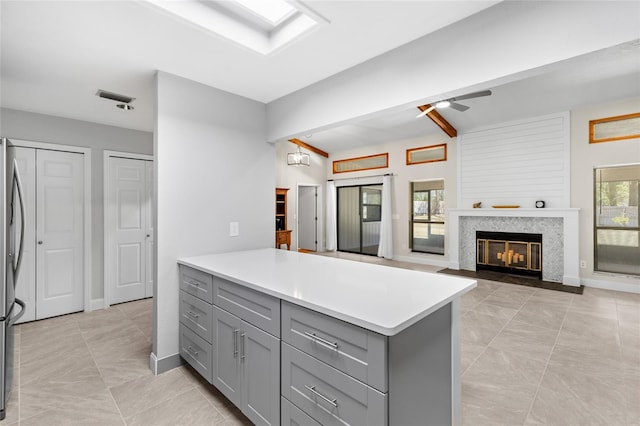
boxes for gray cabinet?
[281,397,321,426]
[213,306,280,426]
[281,301,387,392]
[178,262,457,426]
[281,343,387,426]
[212,306,241,404]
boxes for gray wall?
[154,72,274,362]
[0,107,153,301]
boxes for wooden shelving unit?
[276,188,291,250]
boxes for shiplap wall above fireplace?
[450,111,580,287]
[457,112,570,209]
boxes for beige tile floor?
[3,252,639,425]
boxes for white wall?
[154,72,274,367]
[267,1,640,142]
[570,97,640,292]
[0,107,153,302]
[458,112,570,209]
[275,141,327,251]
[319,97,640,292]
[328,131,456,267]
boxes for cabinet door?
[212,307,242,406]
[241,321,280,426]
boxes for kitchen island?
[177,248,476,426]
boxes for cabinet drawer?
[281,397,321,426]
[214,279,280,337]
[179,290,213,344]
[282,301,387,392]
[281,343,387,426]
[179,265,214,304]
[179,324,213,383]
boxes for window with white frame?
[594,164,639,276]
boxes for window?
[594,164,639,276]
[362,187,382,222]
[411,180,445,255]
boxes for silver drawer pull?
[186,346,199,357]
[240,333,246,361]
[304,332,339,350]
[187,310,200,319]
[186,279,200,287]
[233,329,239,358]
[304,385,338,408]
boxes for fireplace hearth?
[476,231,542,279]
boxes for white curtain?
[325,181,337,251]
[377,175,393,259]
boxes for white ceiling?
[306,40,640,153]
[1,1,638,155]
[0,0,499,133]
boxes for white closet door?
[145,162,154,298]
[108,157,151,304]
[10,147,36,324]
[36,149,84,319]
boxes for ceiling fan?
[416,90,492,117]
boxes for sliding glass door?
[337,185,382,255]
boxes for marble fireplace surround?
[448,208,581,287]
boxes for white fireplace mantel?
[448,208,581,287]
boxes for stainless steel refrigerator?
[0,137,26,420]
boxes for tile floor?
[3,252,639,425]
[5,298,250,426]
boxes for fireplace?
[476,231,542,279]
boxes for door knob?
[38,241,43,245]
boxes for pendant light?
[287,146,310,166]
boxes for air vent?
[96,89,135,104]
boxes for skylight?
[233,0,296,26]
[145,0,326,55]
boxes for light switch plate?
[230,222,239,237]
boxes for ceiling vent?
[96,89,135,104]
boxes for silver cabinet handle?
[304,332,339,350]
[186,279,200,287]
[304,385,338,407]
[233,329,239,358]
[186,346,199,357]
[187,310,199,319]
[240,333,246,362]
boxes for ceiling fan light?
[436,100,451,109]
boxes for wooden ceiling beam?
[417,104,458,138]
[289,138,329,158]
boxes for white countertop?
[178,248,476,336]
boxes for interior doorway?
[297,185,321,252]
[337,185,382,255]
[104,152,154,306]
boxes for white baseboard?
[88,298,106,311]
[582,277,640,294]
[393,254,451,269]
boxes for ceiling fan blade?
[448,101,469,112]
[451,89,492,102]
[416,105,436,118]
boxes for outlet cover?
[230,222,239,237]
